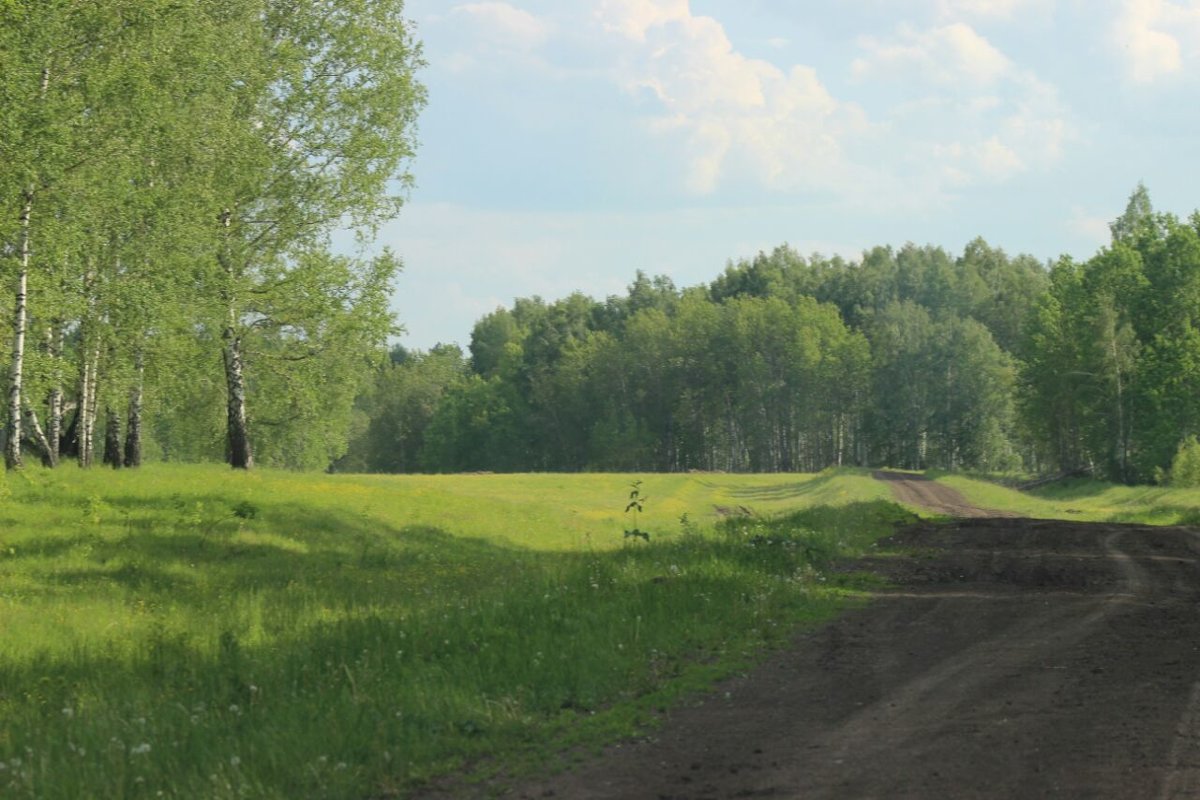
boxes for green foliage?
[1110,181,1154,243]
[1018,185,1200,483]
[1169,436,1200,487]
[419,375,529,472]
[623,479,650,541]
[0,0,425,473]
[337,344,468,473]
[864,302,1016,471]
[354,230,1064,477]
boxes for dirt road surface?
[428,477,1200,799]
[873,470,1017,518]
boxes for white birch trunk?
[124,349,143,467]
[76,356,91,467]
[86,347,100,464]
[219,209,253,469]
[7,69,52,470]
[103,406,121,468]
[47,323,64,463]
[22,406,55,467]
[223,326,254,469]
[5,194,32,470]
[77,348,100,468]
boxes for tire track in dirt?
[1163,678,1200,799]
[811,528,1143,785]
[419,472,1200,798]
[1161,529,1200,800]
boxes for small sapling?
[623,479,650,541]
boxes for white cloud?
[975,136,1025,178]
[932,138,1027,182]
[451,2,551,49]
[442,2,552,72]
[1112,0,1200,83]
[1068,207,1113,246]
[597,0,871,195]
[854,22,1072,185]
[421,2,1080,212]
[936,0,1046,18]
[999,75,1070,161]
[853,23,1012,87]
[597,0,689,42]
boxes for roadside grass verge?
[0,465,906,799]
[927,471,1200,524]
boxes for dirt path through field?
[451,510,1200,798]
[873,470,1016,517]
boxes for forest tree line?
[340,186,1200,485]
[0,0,424,471]
[5,5,1197,485]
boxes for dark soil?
[420,477,1200,799]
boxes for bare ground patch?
[873,470,1018,518]
[427,515,1200,799]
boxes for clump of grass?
[0,466,906,799]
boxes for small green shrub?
[623,480,650,542]
[1170,435,1200,487]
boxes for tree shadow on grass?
[10,504,554,613]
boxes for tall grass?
[0,465,905,799]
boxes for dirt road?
[477,477,1200,799]
[873,469,1017,518]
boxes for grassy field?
[10,464,1196,798]
[0,465,906,799]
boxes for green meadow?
[0,465,905,799]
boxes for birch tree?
[0,1,239,468]
[0,2,132,467]
[202,0,424,468]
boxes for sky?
[376,0,1200,351]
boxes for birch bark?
[47,324,64,463]
[224,322,254,469]
[5,193,32,469]
[102,406,121,468]
[123,349,143,467]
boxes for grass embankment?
[927,471,1200,524]
[0,465,905,799]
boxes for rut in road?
[483,515,1200,799]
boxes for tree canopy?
[0,0,425,470]
[341,186,1200,485]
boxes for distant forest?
[340,185,1200,485]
